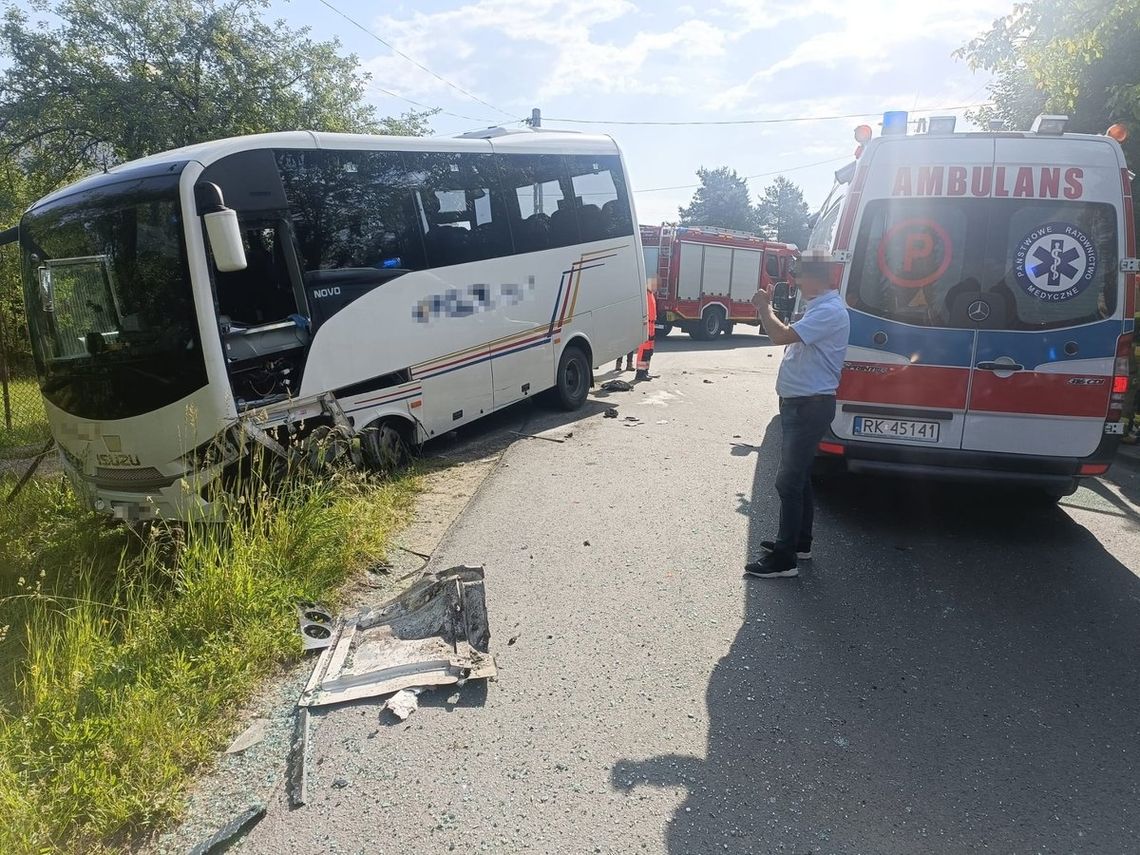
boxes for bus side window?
[403,152,512,268]
[276,149,425,275]
[499,154,580,253]
[566,155,634,242]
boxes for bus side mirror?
[196,182,247,273]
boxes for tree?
[0,0,432,366]
[957,0,1140,195]
[754,176,812,247]
[0,0,432,188]
[678,167,758,232]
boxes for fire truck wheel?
[722,322,735,336]
[691,306,726,340]
[658,322,673,337]
[553,344,591,411]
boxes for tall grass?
[0,376,50,456]
[0,467,416,853]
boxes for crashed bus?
[12,128,647,520]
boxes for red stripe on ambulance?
[839,364,970,410]
[968,372,1111,418]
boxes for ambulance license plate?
[852,416,940,443]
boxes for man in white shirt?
[746,260,850,578]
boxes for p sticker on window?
[1013,221,1099,302]
[876,218,953,289]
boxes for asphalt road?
[243,328,1140,855]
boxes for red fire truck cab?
[641,224,800,339]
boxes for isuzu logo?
[96,453,141,467]
[967,300,991,322]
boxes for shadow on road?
[422,396,610,466]
[616,417,1140,853]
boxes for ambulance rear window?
[848,198,1118,330]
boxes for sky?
[267,0,1015,224]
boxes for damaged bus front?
[19,160,240,521]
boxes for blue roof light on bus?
[882,111,908,136]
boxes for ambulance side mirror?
[196,182,248,273]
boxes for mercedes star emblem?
[967,299,991,322]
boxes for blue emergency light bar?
[882,111,908,136]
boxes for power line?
[316,0,518,120]
[634,155,852,194]
[372,83,506,125]
[543,103,990,127]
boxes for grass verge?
[0,467,417,853]
[0,376,50,457]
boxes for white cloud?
[707,0,1002,111]
[360,0,731,107]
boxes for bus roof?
[30,128,623,210]
[122,128,620,168]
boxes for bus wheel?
[360,419,412,473]
[553,344,590,410]
[692,307,725,340]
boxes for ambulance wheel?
[360,419,412,473]
[553,344,590,411]
[691,307,725,340]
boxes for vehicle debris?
[382,688,422,721]
[297,602,335,651]
[225,718,269,754]
[188,803,266,855]
[286,706,310,809]
[603,408,618,418]
[299,565,497,708]
[509,430,565,443]
[600,379,633,392]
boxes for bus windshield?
[19,171,208,420]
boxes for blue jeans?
[775,395,836,557]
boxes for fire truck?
[641,224,800,339]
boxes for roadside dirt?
[143,445,505,855]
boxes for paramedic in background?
[634,280,658,381]
[745,260,850,578]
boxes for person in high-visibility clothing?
[634,281,657,381]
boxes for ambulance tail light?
[1108,334,1132,421]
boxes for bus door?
[960,154,1121,457]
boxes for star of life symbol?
[1013,222,1098,303]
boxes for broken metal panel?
[299,565,496,708]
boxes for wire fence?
[0,302,49,458]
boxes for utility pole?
[529,107,543,213]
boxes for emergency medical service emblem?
[1013,221,1099,302]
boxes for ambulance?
[807,112,1137,500]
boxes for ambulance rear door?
[835,136,995,452]
[960,138,1124,457]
